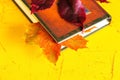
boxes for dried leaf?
[61,35,87,50]
[25,23,88,64]
[25,23,61,64]
[57,0,86,28]
[31,0,55,13]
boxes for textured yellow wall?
[0,0,120,80]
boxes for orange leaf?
[61,35,87,50]
[25,23,61,64]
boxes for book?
[13,0,111,43]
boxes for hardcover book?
[13,0,111,43]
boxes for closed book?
[13,0,111,43]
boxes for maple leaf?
[25,23,87,64]
[61,35,87,51]
[25,23,61,64]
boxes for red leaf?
[61,35,87,50]
[57,0,86,28]
[31,0,55,13]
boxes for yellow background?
[0,0,120,80]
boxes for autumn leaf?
[25,23,87,64]
[96,0,109,3]
[25,23,61,64]
[57,0,86,28]
[31,0,55,13]
[61,35,87,50]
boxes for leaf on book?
[57,0,86,28]
[61,35,87,50]
[25,23,61,64]
[31,0,55,13]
